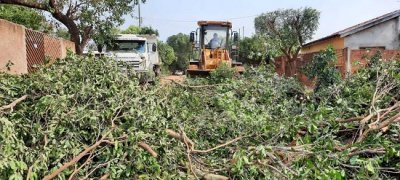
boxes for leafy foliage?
[303,46,342,91]
[0,53,399,179]
[238,36,268,64]
[166,33,191,71]
[0,4,47,31]
[54,28,71,39]
[121,25,159,36]
[255,7,320,67]
[92,27,121,52]
[157,41,176,73]
[209,62,237,83]
[0,0,145,54]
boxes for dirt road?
[160,75,186,85]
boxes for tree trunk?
[286,57,296,77]
[76,44,85,55]
[68,31,82,54]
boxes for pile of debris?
[0,54,399,179]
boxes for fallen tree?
[0,53,399,179]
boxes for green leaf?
[366,161,375,173]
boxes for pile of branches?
[1,54,399,179]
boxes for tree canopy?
[238,36,269,64]
[255,7,320,70]
[121,25,159,36]
[0,4,47,31]
[158,41,176,66]
[166,33,191,71]
[0,0,146,54]
[302,46,341,92]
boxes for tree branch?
[138,142,158,158]
[43,129,115,180]
[0,95,28,111]
[349,148,386,157]
[192,136,244,154]
[0,0,47,11]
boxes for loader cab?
[188,21,244,75]
[200,25,229,49]
[191,21,232,50]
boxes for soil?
[160,75,186,85]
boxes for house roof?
[303,9,400,47]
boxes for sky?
[121,0,400,42]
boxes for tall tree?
[122,25,141,34]
[121,25,159,36]
[255,7,320,74]
[0,0,146,54]
[238,35,268,65]
[157,41,176,70]
[139,26,159,36]
[166,33,191,71]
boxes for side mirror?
[152,43,157,52]
[97,44,103,53]
[190,32,195,43]
[233,32,239,42]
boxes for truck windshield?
[203,26,228,49]
[110,40,146,53]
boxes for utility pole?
[242,26,245,39]
[138,2,142,27]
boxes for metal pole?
[138,2,142,27]
[242,26,245,39]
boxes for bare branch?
[43,129,114,180]
[0,95,28,111]
[349,148,386,157]
[138,142,158,158]
[192,136,244,154]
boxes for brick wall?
[275,48,400,86]
[275,49,347,87]
[0,19,28,74]
[350,49,400,73]
[0,19,76,74]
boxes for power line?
[141,14,259,23]
[143,16,197,23]
[226,14,258,20]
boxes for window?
[203,26,228,49]
[359,46,386,50]
[110,40,146,53]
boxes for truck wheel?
[153,65,161,77]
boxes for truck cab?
[106,34,161,76]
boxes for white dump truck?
[105,34,161,76]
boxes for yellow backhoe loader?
[187,21,244,75]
